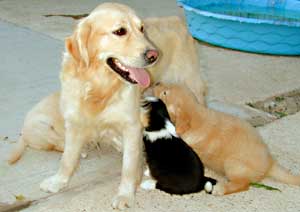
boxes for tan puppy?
[154,84,300,195]
[8,15,206,161]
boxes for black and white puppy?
[140,96,216,195]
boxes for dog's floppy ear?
[65,19,91,67]
[65,36,79,63]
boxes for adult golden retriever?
[8,2,206,210]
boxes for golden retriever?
[153,84,300,195]
[10,3,159,209]
[8,9,206,164]
[8,3,206,210]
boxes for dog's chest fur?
[60,76,140,141]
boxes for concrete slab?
[198,44,300,104]
[22,178,300,212]
[0,0,182,41]
[0,140,121,205]
[259,112,300,169]
[0,20,62,140]
[19,113,300,212]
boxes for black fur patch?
[142,97,217,195]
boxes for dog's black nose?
[145,49,158,64]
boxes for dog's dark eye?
[113,27,127,36]
[163,91,167,96]
[140,25,144,33]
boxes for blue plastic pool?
[177,0,300,55]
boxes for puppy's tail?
[7,136,27,164]
[268,162,300,185]
[202,177,217,194]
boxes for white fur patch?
[143,119,178,142]
[204,181,213,193]
[143,128,172,142]
[165,120,178,137]
[144,167,150,177]
[62,52,71,63]
[40,174,69,193]
[98,52,114,60]
[144,96,159,102]
[80,152,88,159]
[140,179,156,190]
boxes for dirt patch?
[247,88,300,120]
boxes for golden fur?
[153,84,300,195]
[9,3,160,209]
[8,8,206,164]
[8,14,206,161]
[144,16,206,105]
[8,3,206,210]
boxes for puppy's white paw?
[111,194,134,210]
[212,183,225,196]
[143,167,150,177]
[204,181,214,194]
[140,179,156,190]
[40,175,68,193]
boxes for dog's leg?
[213,159,251,195]
[213,178,250,195]
[112,125,143,210]
[40,124,88,193]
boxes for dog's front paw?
[111,194,135,210]
[212,183,225,196]
[40,174,69,193]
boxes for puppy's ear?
[175,107,190,135]
[65,20,91,67]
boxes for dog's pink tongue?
[128,67,150,88]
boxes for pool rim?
[177,1,300,27]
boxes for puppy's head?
[65,3,159,87]
[152,83,183,117]
[141,97,172,132]
[153,83,197,134]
